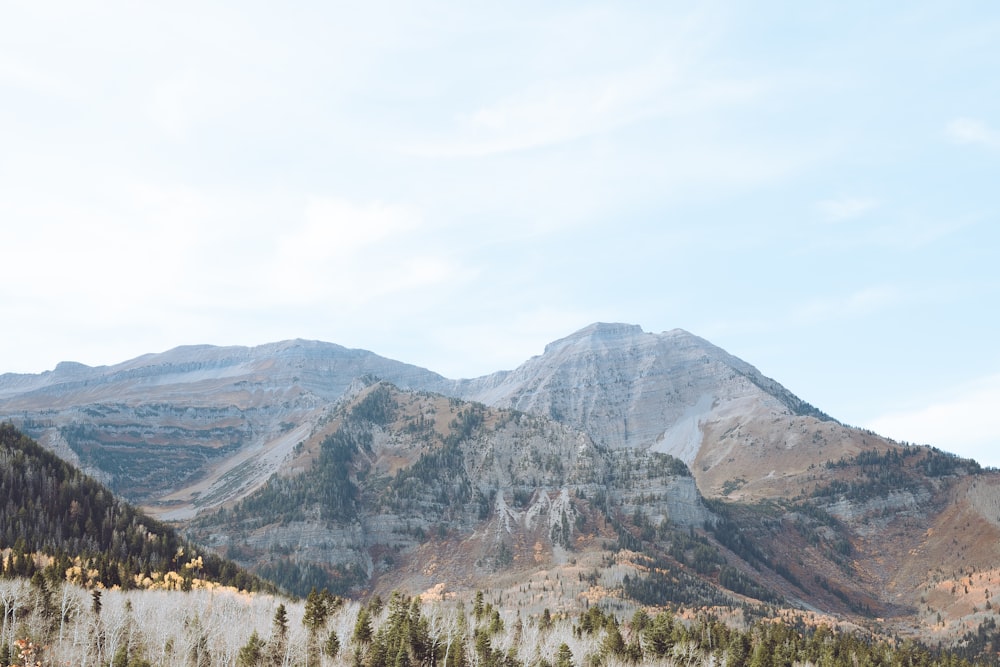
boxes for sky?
[2,3,998,467]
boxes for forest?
[0,577,988,667]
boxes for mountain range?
[2,323,998,652]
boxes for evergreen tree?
[354,607,373,645]
[303,587,329,634]
[644,611,674,658]
[237,630,266,667]
[555,643,574,667]
[601,618,626,658]
[268,604,289,666]
[324,630,340,659]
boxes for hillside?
[0,422,271,593]
[189,381,711,598]
[2,324,1000,654]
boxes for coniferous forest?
[0,422,272,593]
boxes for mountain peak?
[575,322,645,337]
[53,360,93,374]
[544,322,645,354]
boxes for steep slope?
[0,339,449,516]
[454,324,827,445]
[450,323,854,500]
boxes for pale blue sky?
[2,3,998,466]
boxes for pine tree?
[555,643,574,667]
[324,630,340,658]
[473,591,484,621]
[273,604,288,639]
[268,604,289,666]
[602,619,626,658]
[354,607,373,645]
[303,588,328,634]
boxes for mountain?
[455,323,828,447]
[187,381,710,597]
[2,323,1000,655]
[0,324,848,511]
[451,323,841,500]
[0,339,450,517]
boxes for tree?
[268,604,289,666]
[601,619,626,658]
[630,609,650,633]
[272,604,288,640]
[324,630,340,658]
[473,591,485,621]
[644,611,674,658]
[354,607,373,645]
[727,632,750,667]
[237,630,266,667]
[29,572,56,637]
[555,642,574,667]
[303,588,329,667]
[303,588,329,634]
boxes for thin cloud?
[266,196,464,305]
[404,70,767,159]
[946,117,1000,149]
[791,285,901,326]
[0,57,70,97]
[147,75,201,139]
[816,196,879,222]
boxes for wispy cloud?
[946,117,1000,149]
[865,374,1000,468]
[396,5,765,160]
[816,196,879,222]
[266,196,466,305]
[404,69,767,159]
[0,56,71,97]
[790,285,901,326]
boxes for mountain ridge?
[0,322,952,508]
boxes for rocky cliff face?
[188,383,711,596]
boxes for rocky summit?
[2,323,999,651]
